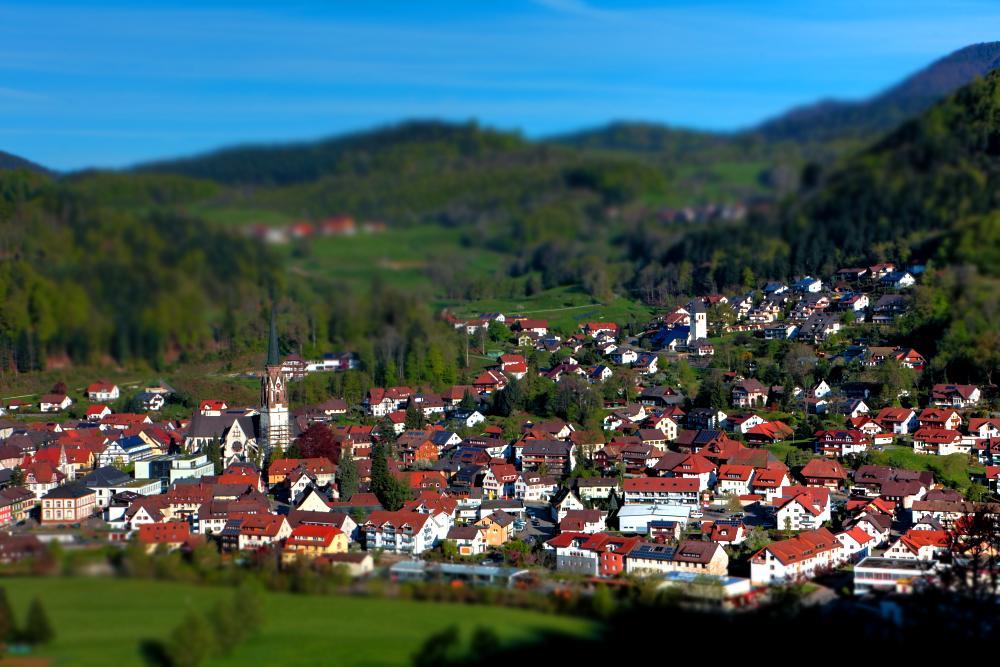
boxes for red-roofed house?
[814,429,869,457]
[750,528,844,585]
[666,454,717,491]
[546,532,641,577]
[749,468,791,501]
[876,408,917,435]
[912,428,967,456]
[138,521,196,553]
[773,485,831,530]
[512,319,548,336]
[836,526,875,562]
[931,384,981,408]
[86,404,112,421]
[800,458,848,488]
[745,420,794,444]
[918,408,962,431]
[623,477,699,506]
[884,529,951,561]
[716,464,755,496]
[199,400,228,416]
[86,380,120,402]
[282,524,348,562]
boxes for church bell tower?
[260,309,290,455]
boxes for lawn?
[764,440,816,464]
[1,577,590,667]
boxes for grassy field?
[282,225,506,291]
[444,285,654,334]
[1,577,590,667]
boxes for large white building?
[617,504,691,534]
[623,477,699,506]
[363,510,450,555]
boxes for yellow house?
[475,510,515,548]
[282,524,348,563]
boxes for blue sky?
[1,0,997,170]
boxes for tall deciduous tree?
[296,423,338,462]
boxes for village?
[0,260,995,609]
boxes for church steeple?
[266,306,280,367]
[260,304,290,457]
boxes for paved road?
[519,502,557,544]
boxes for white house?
[836,526,875,562]
[773,486,831,531]
[39,394,72,413]
[716,464,754,497]
[86,381,120,402]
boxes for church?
[183,313,294,466]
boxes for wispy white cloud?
[530,0,621,20]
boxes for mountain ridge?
[0,149,49,174]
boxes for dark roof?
[43,483,95,499]
[185,412,260,441]
[521,440,573,456]
[448,526,481,540]
[78,466,132,487]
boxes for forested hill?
[553,42,1000,155]
[548,122,767,162]
[0,150,48,174]
[757,41,1000,142]
[135,121,531,187]
[789,65,1000,262]
[0,169,281,372]
[136,119,673,234]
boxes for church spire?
[266,306,280,367]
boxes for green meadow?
[2,577,591,667]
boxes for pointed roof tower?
[266,306,280,367]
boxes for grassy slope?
[443,285,654,335]
[2,577,590,667]
[869,446,983,491]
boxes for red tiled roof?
[138,521,191,544]
[624,477,699,493]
